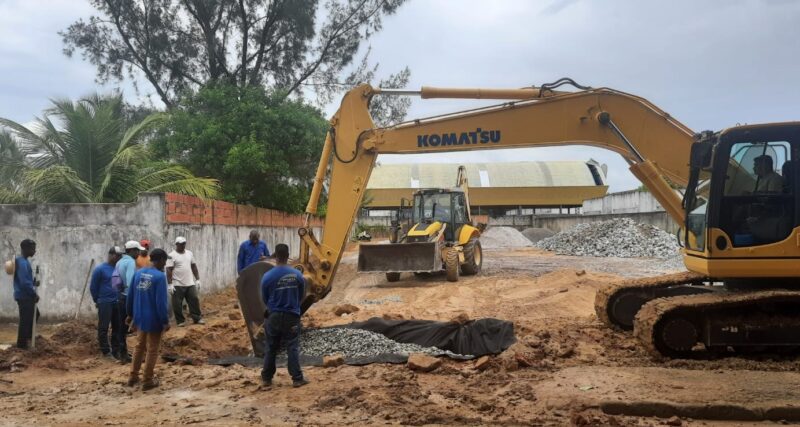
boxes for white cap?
[175,236,187,244]
[124,240,145,250]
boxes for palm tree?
[0,94,219,203]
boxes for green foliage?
[153,84,327,213]
[61,0,409,113]
[0,94,219,203]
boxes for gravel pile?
[534,218,679,258]
[287,328,464,359]
[481,226,533,249]
[522,227,555,243]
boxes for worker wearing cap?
[126,248,170,391]
[136,240,151,269]
[260,243,308,388]
[91,247,124,359]
[13,239,38,349]
[116,240,143,363]
[167,237,204,326]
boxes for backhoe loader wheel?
[460,238,482,276]
[445,249,460,282]
[386,272,401,282]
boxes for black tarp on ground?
[208,317,515,367]
[346,318,516,357]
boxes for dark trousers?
[262,311,303,382]
[172,285,202,324]
[97,301,122,356]
[16,299,37,349]
[117,295,129,357]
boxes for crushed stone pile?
[521,227,555,243]
[534,218,680,258]
[481,226,533,249]
[284,328,464,359]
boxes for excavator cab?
[684,123,800,261]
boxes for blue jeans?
[261,312,303,382]
[96,301,122,355]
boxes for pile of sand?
[481,227,534,249]
[521,227,555,243]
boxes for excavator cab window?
[717,135,798,247]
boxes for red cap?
[140,239,151,249]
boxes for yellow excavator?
[357,165,483,282]
[293,77,800,358]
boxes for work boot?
[102,352,117,361]
[261,378,272,388]
[177,322,186,327]
[126,376,139,387]
[142,377,160,391]
[292,378,309,388]
[195,318,206,325]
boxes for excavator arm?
[297,83,695,311]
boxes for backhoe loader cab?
[358,167,482,283]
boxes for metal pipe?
[375,86,564,100]
[596,112,645,162]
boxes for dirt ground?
[0,247,797,426]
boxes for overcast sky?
[1,0,799,191]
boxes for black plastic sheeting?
[208,317,515,368]
[346,318,516,357]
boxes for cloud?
[2,0,799,192]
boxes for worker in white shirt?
[166,237,205,326]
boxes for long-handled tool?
[30,300,37,350]
[74,259,96,320]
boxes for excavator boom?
[297,83,694,309]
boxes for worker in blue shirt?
[90,246,124,360]
[125,248,170,391]
[260,243,308,388]
[238,230,270,273]
[13,239,38,349]
[116,240,143,363]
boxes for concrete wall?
[0,193,321,320]
[582,189,682,214]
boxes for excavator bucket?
[358,241,442,273]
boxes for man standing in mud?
[13,239,38,349]
[260,243,308,388]
[126,248,170,391]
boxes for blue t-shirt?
[90,262,118,304]
[261,265,305,316]
[238,240,270,273]
[126,267,169,332]
[13,256,36,301]
[117,255,136,296]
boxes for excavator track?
[594,271,706,330]
[634,290,800,359]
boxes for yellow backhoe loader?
[357,165,483,282]
[287,77,800,358]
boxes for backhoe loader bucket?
[358,242,442,273]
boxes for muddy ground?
[0,247,796,426]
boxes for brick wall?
[164,193,323,227]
